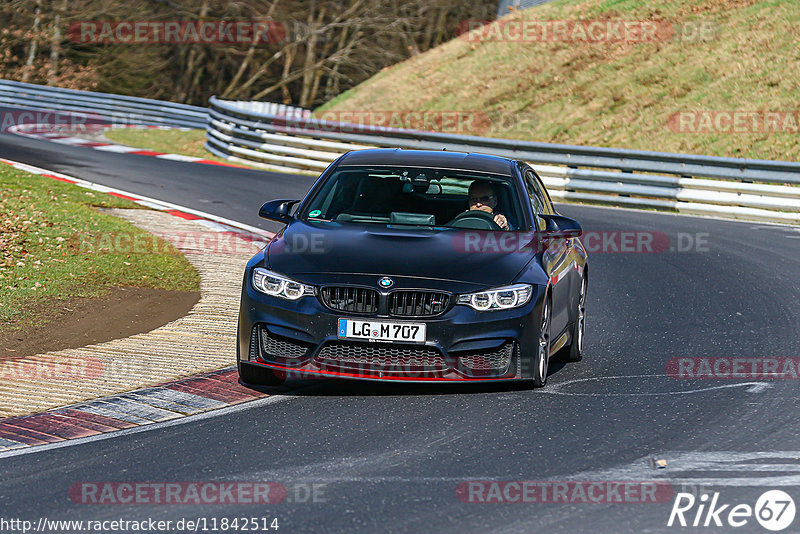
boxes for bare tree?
[21,0,42,82]
[0,0,497,106]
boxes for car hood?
[267,221,534,289]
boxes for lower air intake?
[456,341,516,375]
[258,326,314,362]
[316,341,445,374]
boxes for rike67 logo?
[668,490,796,531]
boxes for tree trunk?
[22,0,42,83]
[47,0,67,85]
[307,23,337,106]
[323,26,350,101]
[176,0,210,102]
[298,3,326,108]
[279,45,295,103]
[221,0,281,99]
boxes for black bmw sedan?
[237,148,588,387]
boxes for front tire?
[563,275,587,362]
[532,296,552,388]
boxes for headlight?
[252,268,315,300]
[457,284,533,311]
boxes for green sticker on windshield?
[309,210,322,218]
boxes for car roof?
[337,148,515,176]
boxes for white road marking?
[88,397,184,422]
[76,404,154,425]
[49,137,93,145]
[156,153,202,162]
[118,393,203,416]
[542,374,774,396]
[566,451,800,487]
[92,144,142,153]
[0,438,27,450]
[129,387,227,410]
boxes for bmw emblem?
[378,277,394,289]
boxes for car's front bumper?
[238,274,546,383]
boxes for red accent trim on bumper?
[248,361,521,383]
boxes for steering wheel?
[446,210,502,230]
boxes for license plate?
[338,318,426,343]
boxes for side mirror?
[537,214,583,238]
[259,199,300,223]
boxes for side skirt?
[550,330,569,356]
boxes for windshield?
[301,165,525,231]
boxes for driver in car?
[468,180,509,230]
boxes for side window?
[524,169,547,230]
[535,174,555,215]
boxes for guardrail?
[0,79,208,129]
[206,96,800,224]
[1,81,797,224]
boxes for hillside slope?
[318,0,800,161]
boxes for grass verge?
[0,163,201,330]
[104,128,264,169]
[318,0,800,161]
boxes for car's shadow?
[240,356,574,397]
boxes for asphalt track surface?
[1,132,800,533]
